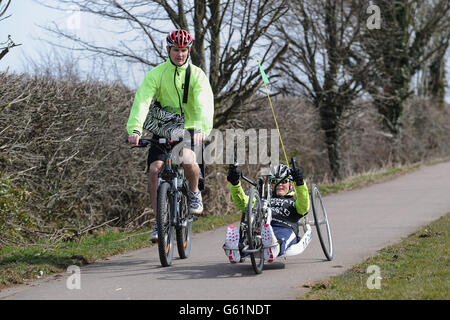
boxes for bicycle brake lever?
[138,139,150,147]
[126,138,150,148]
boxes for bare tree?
[36,0,290,127]
[0,0,21,61]
[0,0,10,21]
[416,31,449,107]
[276,0,371,180]
[362,0,450,136]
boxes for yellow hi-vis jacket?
[126,59,214,137]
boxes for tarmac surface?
[1,161,449,300]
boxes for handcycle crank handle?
[291,157,298,171]
[229,161,257,187]
[228,162,247,182]
[229,162,239,169]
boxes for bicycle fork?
[171,176,193,229]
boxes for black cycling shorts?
[147,135,206,190]
[147,141,169,165]
[147,135,205,167]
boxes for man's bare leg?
[181,148,203,214]
[149,160,163,242]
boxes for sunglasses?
[271,179,289,185]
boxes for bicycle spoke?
[157,182,174,267]
[311,184,333,261]
[246,187,264,274]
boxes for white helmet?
[269,164,292,183]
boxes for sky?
[0,0,148,88]
[1,1,61,72]
[1,1,449,102]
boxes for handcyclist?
[224,163,310,263]
[126,29,214,242]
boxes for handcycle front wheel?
[176,185,192,259]
[246,187,264,274]
[157,181,175,267]
[310,184,333,261]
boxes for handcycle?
[131,137,193,267]
[222,158,333,274]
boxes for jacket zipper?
[174,66,183,115]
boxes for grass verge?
[0,228,151,289]
[0,212,242,290]
[300,213,449,300]
[0,158,448,290]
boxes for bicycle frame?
[153,138,188,231]
[224,159,313,261]
[128,136,199,266]
[223,159,334,271]
[231,172,278,256]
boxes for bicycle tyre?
[310,184,333,261]
[157,181,175,267]
[246,187,264,274]
[176,186,192,259]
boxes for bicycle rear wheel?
[246,187,264,274]
[310,184,333,261]
[157,181,175,267]
[176,185,192,259]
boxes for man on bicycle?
[126,29,214,242]
[224,163,309,263]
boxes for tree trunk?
[319,104,343,180]
[208,0,220,94]
[428,43,448,107]
[192,0,206,71]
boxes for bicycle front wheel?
[246,187,264,274]
[176,186,192,259]
[157,181,175,267]
[310,184,333,261]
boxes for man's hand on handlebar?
[192,132,205,146]
[128,134,140,146]
[128,131,203,147]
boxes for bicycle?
[223,158,333,274]
[132,137,193,267]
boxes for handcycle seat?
[282,221,313,257]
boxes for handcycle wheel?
[176,184,192,259]
[246,187,264,274]
[157,181,175,267]
[310,184,333,261]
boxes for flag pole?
[257,59,289,166]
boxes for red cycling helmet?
[166,29,194,49]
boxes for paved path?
[1,162,449,300]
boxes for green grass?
[1,158,449,291]
[300,213,450,300]
[0,213,242,289]
[0,228,152,289]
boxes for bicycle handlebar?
[228,162,258,187]
[125,137,189,148]
[234,157,300,188]
[241,173,258,187]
